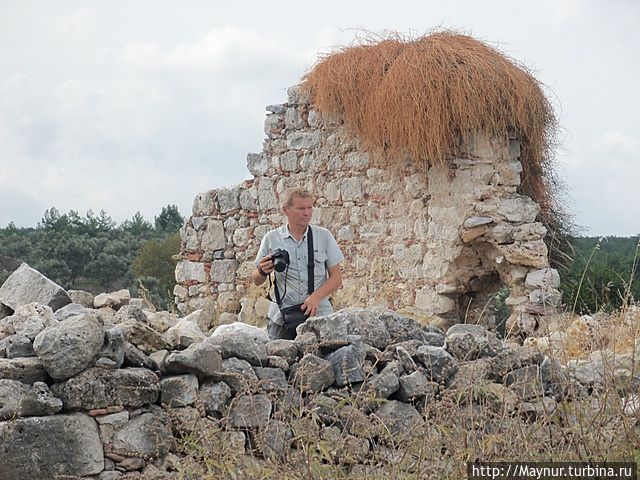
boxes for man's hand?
[252,254,275,286]
[302,293,321,316]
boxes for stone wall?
[176,85,561,334]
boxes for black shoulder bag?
[273,227,314,338]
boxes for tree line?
[0,206,183,310]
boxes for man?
[252,187,344,340]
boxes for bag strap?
[272,226,315,306]
[307,226,314,295]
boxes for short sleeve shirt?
[254,224,344,324]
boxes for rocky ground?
[0,263,639,479]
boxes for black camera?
[271,248,290,272]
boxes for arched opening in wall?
[445,244,513,337]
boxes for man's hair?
[280,187,313,209]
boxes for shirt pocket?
[313,251,328,282]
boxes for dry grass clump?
[302,30,561,225]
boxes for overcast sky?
[0,0,638,236]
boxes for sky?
[0,0,638,236]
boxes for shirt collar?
[283,223,308,240]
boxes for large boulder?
[164,341,223,378]
[207,322,269,365]
[0,413,103,480]
[0,357,50,384]
[0,303,57,341]
[33,312,104,381]
[51,367,160,410]
[0,263,72,312]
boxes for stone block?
[0,263,71,312]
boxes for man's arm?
[251,255,275,286]
[301,263,342,316]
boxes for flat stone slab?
[0,263,71,312]
[0,413,103,479]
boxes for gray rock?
[444,324,505,360]
[198,380,231,416]
[525,268,561,289]
[0,303,57,340]
[291,354,335,393]
[228,394,272,428]
[327,344,366,387]
[488,346,544,380]
[265,339,299,364]
[117,320,172,354]
[360,373,401,405]
[33,312,104,381]
[415,345,458,383]
[52,367,159,410]
[373,400,424,438]
[160,374,199,407]
[397,372,437,402]
[0,357,49,384]
[4,334,35,358]
[298,315,348,347]
[67,289,94,308]
[0,263,72,312]
[520,396,558,422]
[164,341,223,378]
[254,367,288,392]
[217,186,241,213]
[219,357,258,392]
[123,342,156,369]
[287,131,321,149]
[505,366,545,400]
[259,420,293,460]
[0,413,103,479]
[114,305,149,324]
[266,355,289,371]
[112,411,174,457]
[266,104,285,114]
[165,318,206,349]
[333,308,392,350]
[463,216,494,228]
[0,380,62,419]
[208,322,269,365]
[94,289,130,310]
[97,327,125,368]
[540,357,583,400]
[395,345,418,373]
[53,302,90,322]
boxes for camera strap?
[273,226,314,307]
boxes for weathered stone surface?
[123,342,156,370]
[112,411,174,457]
[118,320,172,354]
[373,400,424,438]
[0,263,72,312]
[496,195,540,223]
[94,289,130,310]
[265,339,299,364]
[362,372,400,399]
[208,322,269,365]
[53,302,90,322]
[415,345,459,383]
[505,365,545,400]
[444,324,505,361]
[254,366,288,392]
[165,341,223,378]
[219,357,258,392]
[0,357,49,384]
[463,216,494,228]
[33,312,104,381]
[198,380,231,416]
[0,413,103,479]
[97,327,126,368]
[247,152,270,176]
[471,382,520,413]
[67,290,94,308]
[210,259,238,283]
[3,334,35,358]
[525,268,561,289]
[165,318,206,349]
[291,354,335,393]
[327,344,366,387]
[175,260,207,283]
[0,379,62,420]
[297,315,348,347]
[160,374,199,407]
[52,367,160,409]
[228,394,272,428]
[217,186,241,213]
[0,303,57,341]
[329,308,392,350]
[397,372,437,402]
[259,419,293,460]
[498,240,548,268]
[114,304,150,324]
[287,131,321,149]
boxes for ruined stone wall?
[176,85,561,333]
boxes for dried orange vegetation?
[302,31,561,223]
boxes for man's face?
[283,196,313,229]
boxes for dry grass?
[301,30,565,233]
